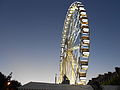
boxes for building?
[18,82,120,90]
[18,82,93,90]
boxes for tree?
[8,80,21,90]
[0,72,7,89]
[0,72,21,90]
[89,81,103,90]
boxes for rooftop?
[18,82,93,90]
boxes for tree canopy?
[0,72,21,90]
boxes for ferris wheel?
[58,1,90,85]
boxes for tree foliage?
[0,72,21,90]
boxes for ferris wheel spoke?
[70,45,79,50]
[68,28,80,47]
[67,12,79,45]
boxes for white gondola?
[83,28,89,32]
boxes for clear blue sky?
[0,0,120,84]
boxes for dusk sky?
[0,0,120,84]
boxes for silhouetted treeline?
[0,72,21,90]
[88,67,120,85]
